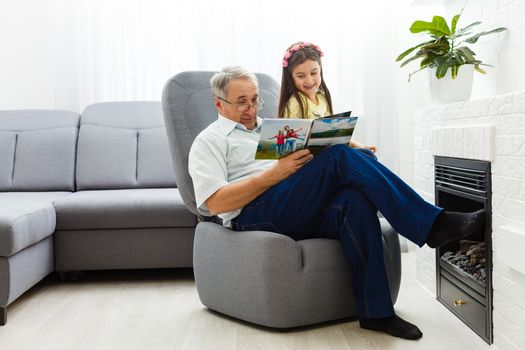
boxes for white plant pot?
[428,64,474,104]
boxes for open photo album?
[255,111,357,160]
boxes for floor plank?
[0,252,492,350]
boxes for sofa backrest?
[162,71,279,217]
[76,101,176,190]
[0,110,80,191]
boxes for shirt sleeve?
[283,96,302,118]
[188,134,229,211]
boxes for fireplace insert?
[434,156,492,344]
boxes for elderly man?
[188,66,484,340]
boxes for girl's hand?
[348,140,377,153]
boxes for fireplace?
[434,156,492,344]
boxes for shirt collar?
[216,114,263,135]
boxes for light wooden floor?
[0,250,492,350]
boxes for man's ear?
[214,96,225,115]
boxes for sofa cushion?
[0,110,79,191]
[76,102,176,190]
[54,189,196,230]
[0,200,56,257]
[0,192,72,202]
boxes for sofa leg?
[57,271,67,281]
[0,307,6,326]
[57,271,83,282]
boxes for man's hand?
[268,149,313,182]
[205,150,313,215]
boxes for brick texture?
[415,91,525,350]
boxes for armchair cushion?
[193,218,401,328]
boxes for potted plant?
[396,6,507,102]
[397,7,507,81]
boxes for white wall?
[395,0,525,186]
[446,0,525,98]
[395,1,444,186]
[405,1,525,348]
[2,1,523,176]
[414,92,525,350]
[0,0,404,170]
[0,0,59,109]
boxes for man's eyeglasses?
[217,96,264,112]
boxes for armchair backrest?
[162,71,279,217]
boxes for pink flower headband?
[282,42,324,68]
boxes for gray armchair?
[162,71,402,328]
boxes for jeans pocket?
[240,222,281,234]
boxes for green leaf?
[399,52,426,68]
[410,16,451,36]
[420,44,450,56]
[465,27,507,44]
[451,65,459,79]
[451,14,460,34]
[451,4,465,35]
[474,65,487,74]
[396,40,434,61]
[455,46,476,62]
[434,56,456,79]
[452,21,481,39]
[420,56,436,68]
[460,21,482,32]
[414,38,450,61]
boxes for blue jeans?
[284,139,296,153]
[232,145,442,319]
[353,147,376,160]
[276,143,284,157]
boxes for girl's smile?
[291,59,322,103]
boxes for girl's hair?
[278,42,333,118]
[210,66,258,99]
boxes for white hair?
[210,66,258,99]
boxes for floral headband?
[282,42,324,68]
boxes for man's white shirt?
[188,114,275,227]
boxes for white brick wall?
[415,91,525,350]
[445,0,525,98]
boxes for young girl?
[278,41,377,153]
[268,129,286,157]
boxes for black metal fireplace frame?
[434,156,493,344]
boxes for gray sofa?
[162,71,402,328]
[0,102,196,325]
